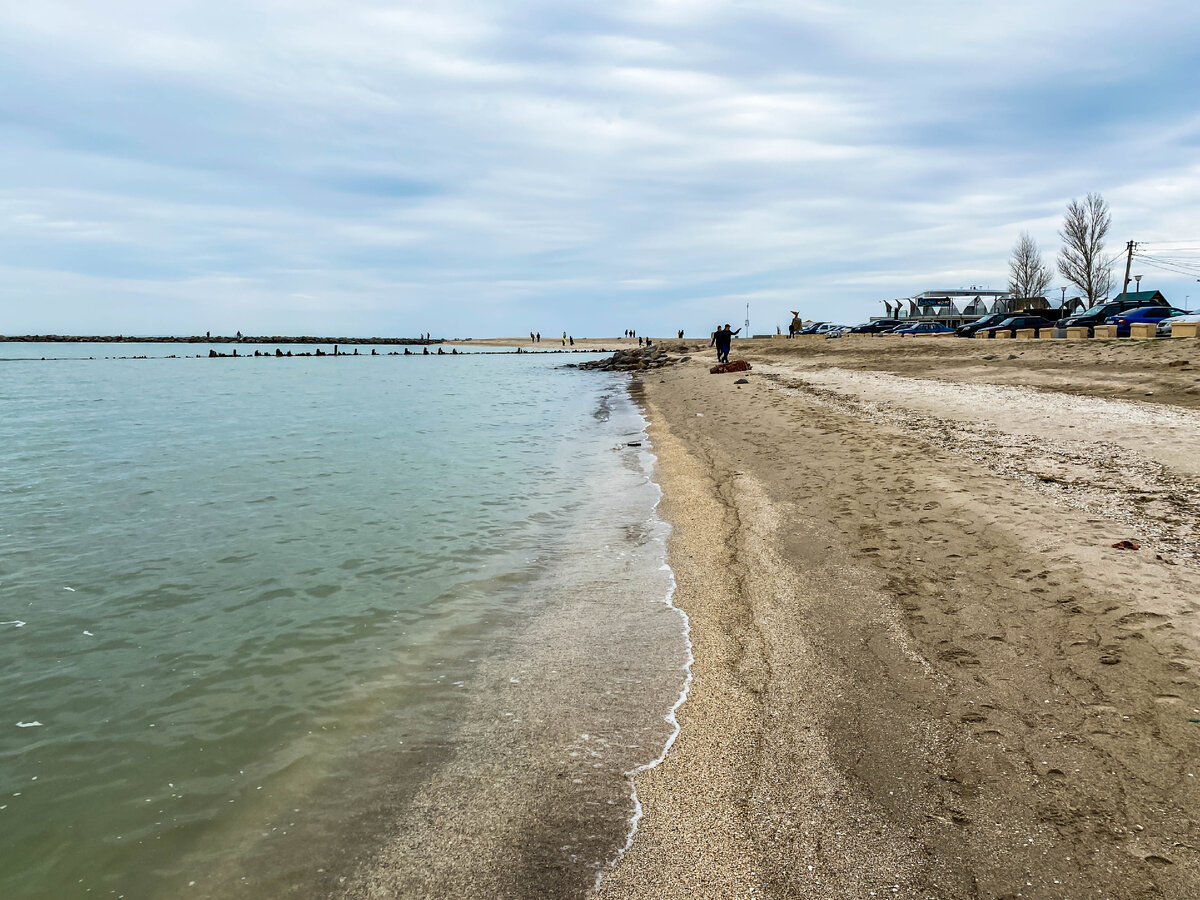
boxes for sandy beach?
[598,335,1200,899]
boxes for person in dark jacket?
[714,324,740,363]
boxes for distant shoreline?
[0,335,442,345]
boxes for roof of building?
[1115,289,1167,303]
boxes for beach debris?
[1111,540,1140,550]
[626,441,642,447]
[734,378,750,384]
[16,721,43,727]
[710,360,751,374]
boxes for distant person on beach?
[530,331,535,343]
[714,324,740,363]
[536,332,541,342]
[788,311,803,338]
[678,329,684,339]
[569,336,574,346]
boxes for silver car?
[1157,311,1200,336]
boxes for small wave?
[596,425,694,890]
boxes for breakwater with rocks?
[577,346,690,372]
[0,334,442,344]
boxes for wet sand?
[599,336,1200,899]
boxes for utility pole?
[1120,240,1135,302]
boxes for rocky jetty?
[577,346,690,372]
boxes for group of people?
[527,331,575,346]
[709,324,741,363]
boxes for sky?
[3,0,1200,338]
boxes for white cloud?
[2,0,1200,333]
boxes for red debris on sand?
[1111,540,1140,550]
[710,360,751,374]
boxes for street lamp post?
[1134,274,1142,295]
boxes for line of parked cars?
[843,320,955,335]
[833,296,1200,339]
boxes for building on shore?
[874,289,1089,327]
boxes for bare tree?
[1008,231,1052,300]
[1057,192,1113,306]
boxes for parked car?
[955,313,1009,337]
[1054,297,1161,337]
[893,322,955,336]
[1103,306,1191,337]
[978,315,1057,338]
[1158,312,1200,337]
[798,321,827,335]
[811,323,846,335]
[848,320,904,334]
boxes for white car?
[1157,312,1200,336]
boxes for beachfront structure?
[874,289,1134,327]
[876,289,1014,327]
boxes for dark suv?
[956,313,1008,337]
[1054,297,1160,337]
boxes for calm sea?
[0,344,687,899]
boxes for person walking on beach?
[714,323,740,363]
[536,331,541,342]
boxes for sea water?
[0,345,686,898]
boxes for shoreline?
[599,340,1200,898]
[333,372,688,900]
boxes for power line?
[1134,254,1199,272]
[1133,255,1200,278]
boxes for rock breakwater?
[577,347,690,373]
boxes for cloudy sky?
[3,0,1200,337]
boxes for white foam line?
[594,428,695,891]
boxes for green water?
[0,346,682,898]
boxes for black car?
[1054,297,1161,337]
[956,313,1009,337]
[848,319,904,334]
[978,315,1057,338]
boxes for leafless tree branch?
[1057,192,1113,306]
[1008,231,1052,300]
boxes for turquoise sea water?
[0,345,684,898]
